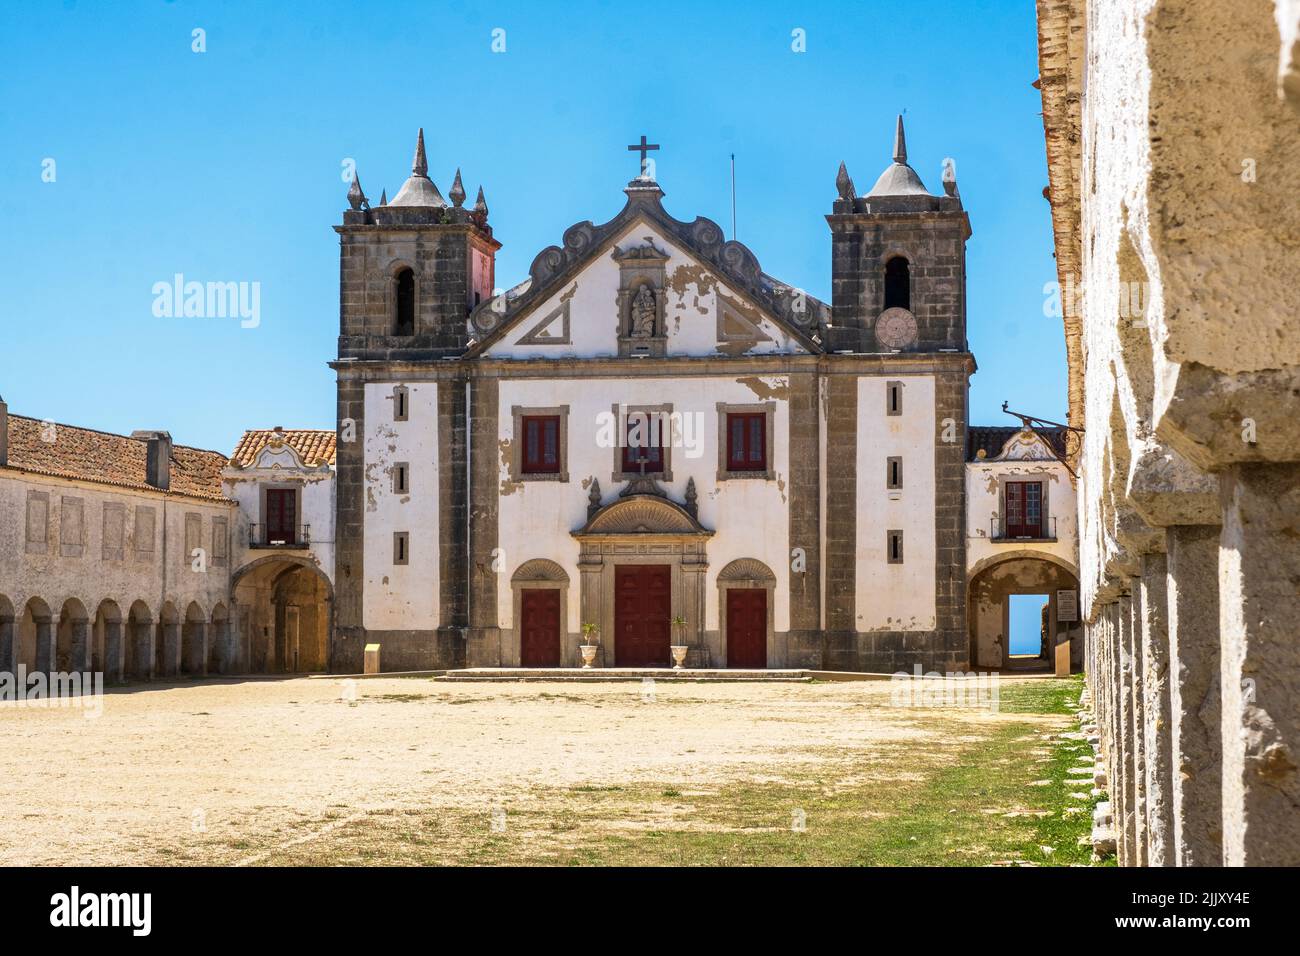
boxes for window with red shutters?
[726,412,767,472]
[621,412,664,473]
[1005,481,1044,537]
[521,415,560,474]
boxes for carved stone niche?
[613,237,670,357]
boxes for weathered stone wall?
[1038,0,1300,865]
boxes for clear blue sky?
[1,0,1063,454]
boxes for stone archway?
[125,600,153,681]
[55,598,89,673]
[18,597,51,674]
[94,599,123,681]
[572,493,713,668]
[0,594,16,674]
[233,556,333,673]
[716,558,777,668]
[181,602,207,676]
[967,553,1081,672]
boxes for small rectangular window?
[393,532,409,566]
[393,385,409,422]
[887,530,904,564]
[393,462,410,494]
[726,412,767,472]
[521,415,561,474]
[887,456,903,489]
[886,381,903,416]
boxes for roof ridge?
[8,413,227,458]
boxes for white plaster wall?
[0,471,234,623]
[854,375,936,630]
[361,382,439,630]
[486,221,806,359]
[966,460,1079,572]
[224,469,336,587]
[496,376,792,633]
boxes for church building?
[330,120,983,674]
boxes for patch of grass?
[368,693,427,703]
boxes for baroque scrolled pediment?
[575,495,711,537]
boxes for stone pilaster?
[1218,464,1300,866]
[1139,552,1173,865]
[1115,595,1136,865]
[103,621,123,683]
[438,377,469,657]
[332,375,366,673]
[1166,523,1222,866]
[35,618,53,675]
[823,373,857,636]
[786,370,822,667]
[1128,587,1148,866]
[466,375,501,667]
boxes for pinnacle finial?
[450,168,466,207]
[836,161,856,201]
[379,188,388,206]
[892,114,907,165]
[412,128,428,177]
[473,186,488,217]
[347,171,366,210]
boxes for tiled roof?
[967,425,1069,462]
[229,429,336,468]
[2,414,228,500]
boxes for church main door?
[520,588,561,667]
[726,588,767,668]
[614,565,671,666]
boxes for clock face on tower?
[875,307,919,350]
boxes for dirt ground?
[0,675,1071,866]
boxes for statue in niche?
[630,283,657,337]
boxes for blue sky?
[1,0,1063,454]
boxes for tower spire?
[347,171,367,210]
[892,115,907,165]
[412,128,428,176]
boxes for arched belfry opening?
[884,256,911,310]
[394,267,415,336]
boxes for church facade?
[329,122,980,674]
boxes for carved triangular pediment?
[995,429,1059,462]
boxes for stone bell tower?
[336,128,500,360]
[826,116,971,354]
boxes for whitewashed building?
[329,122,1008,673]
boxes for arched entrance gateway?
[232,556,332,673]
[572,485,713,668]
[967,551,1082,673]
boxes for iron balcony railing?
[990,515,1057,541]
[248,523,311,549]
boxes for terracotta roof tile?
[229,429,336,468]
[2,414,227,500]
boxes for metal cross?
[627,135,660,177]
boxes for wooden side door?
[520,588,561,667]
[726,588,767,668]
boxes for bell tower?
[826,116,970,354]
[336,129,499,360]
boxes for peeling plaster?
[735,375,789,401]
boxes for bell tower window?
[884,256,910,310]
[395,268,415,336]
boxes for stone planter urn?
[669,616,688,670]
[579,622,600,669]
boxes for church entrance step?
[435,667,811,683]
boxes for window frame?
[510,405,570,482]
[716,402,776,481]
[1003,478,1047,539]
[611,403,674,483]
[887,529,904,564]
[886,380,904,416]
[887,456,903,490]
[393,531,409,566]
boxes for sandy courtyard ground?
[0,675,1061,866]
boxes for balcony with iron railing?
[248,523,311,549]
[990,515,1057,542]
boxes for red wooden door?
[726,588,767,668]
[266,489,296,542]
[520,589,561,667]
[614,565,671,666]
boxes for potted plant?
[579,621,600,669]
[669,616,689,670]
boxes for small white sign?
[1057,589,1078,622]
